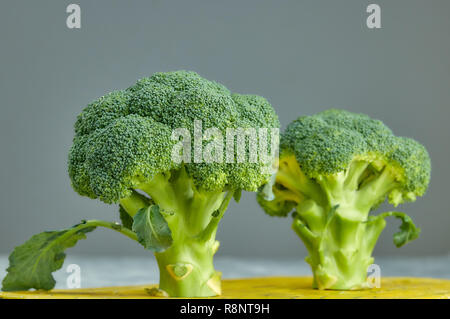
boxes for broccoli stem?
[293,206,386,290]
[119,190,150,217]
[130,169,230,297]
[290,162,397,290]
[153,192,228,297]
[199,191,233,242]
[155,236,221,297]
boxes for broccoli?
[2,71,279,297]
[257,109,430,290]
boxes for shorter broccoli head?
[258,109,430,290]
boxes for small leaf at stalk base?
[145,287,169,297]
[1,224,96,291]
[132,205,173,252]
[119,205,133,229]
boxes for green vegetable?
[257,109,430,290]
[2,71,279,297]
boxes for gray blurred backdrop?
[0,0,449,258]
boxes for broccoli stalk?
[153,189,230,297]
[120,169,232,296]
[287,158,417,289]
[258,110,430,290]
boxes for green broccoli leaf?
[368,211,421,247]
[391,213,421,247]
[132,205,173,252]
[2,220,138,291]
[2,222,95,291]
[119,205,134,229]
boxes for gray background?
[0,0,449,260]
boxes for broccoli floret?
[257,109,430,290]
[2,71,279,297]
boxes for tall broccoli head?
[69,71,279,297]
[258,109,430,290]
[70,71,278,202]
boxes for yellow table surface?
[1,277,450,299]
